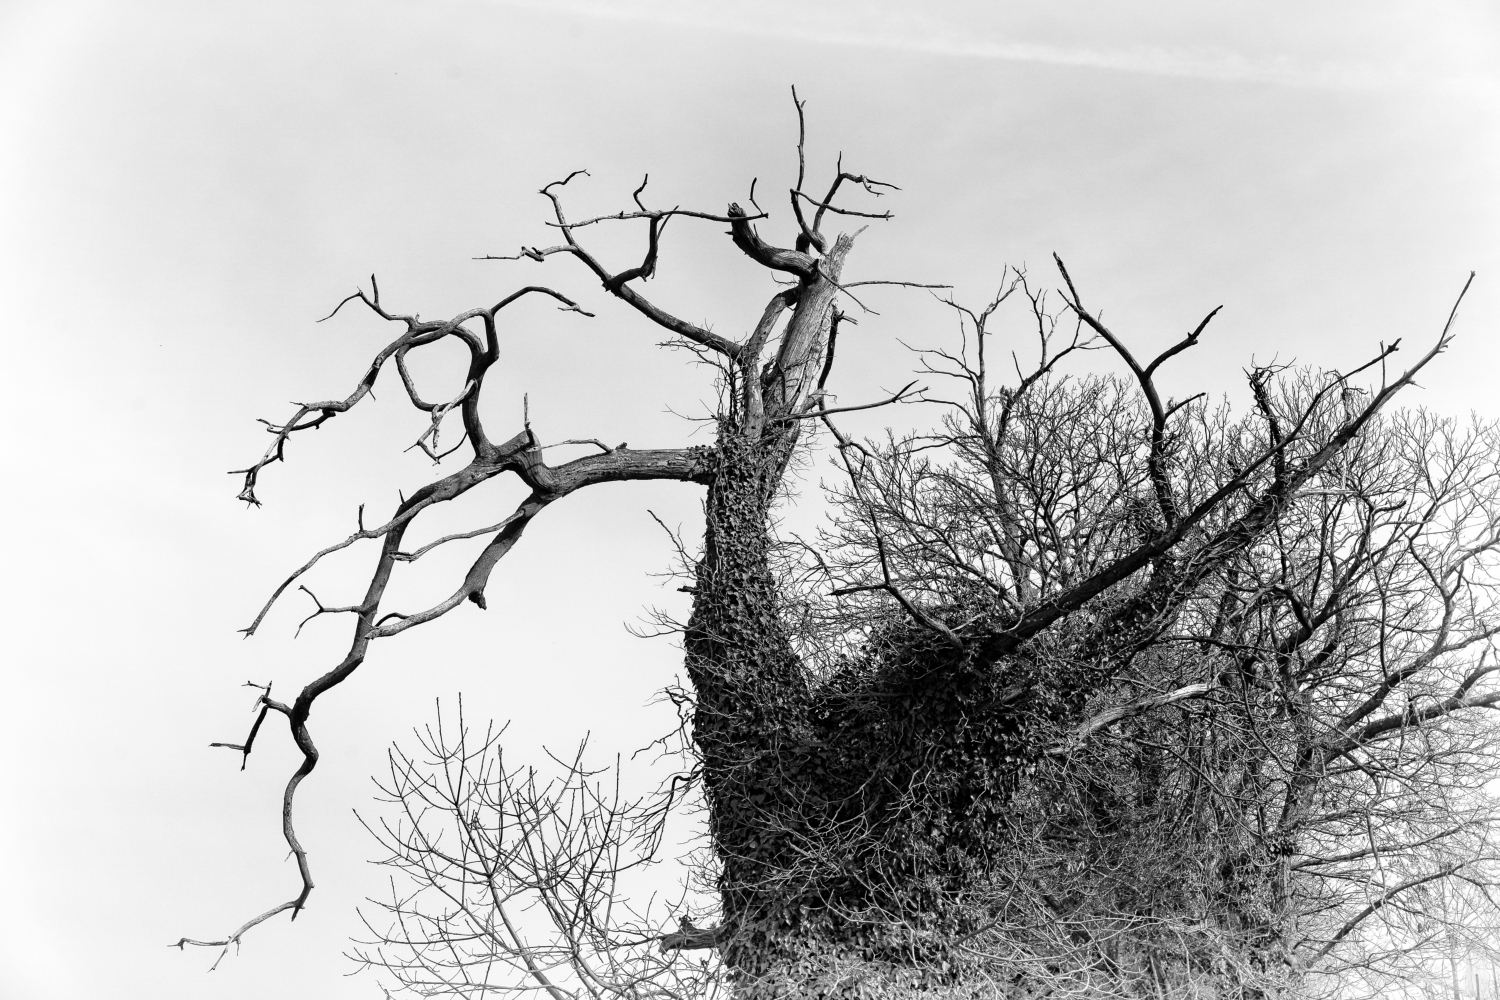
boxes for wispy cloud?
[495,0,1497,95]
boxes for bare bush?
[351,704,723,1000]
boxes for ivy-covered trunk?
[683,234,1043,996]
[685,426,819,991]
[684,437,1093,996]
[681,229,919,994]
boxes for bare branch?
[777,381,921,421]
[1052,682,1213,752]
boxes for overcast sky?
[1,2,1497,998]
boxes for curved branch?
[232,284,588,503]
[369,491,553,633]
[171,901,301,970]
[240,457,508,635]
[727,202,817,280]
[1051,682,1213,753]
[509,172,744,357]
[1337,661,1500,751]
[1309,863,1465,964]
[1054,253,1219,527]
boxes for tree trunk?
[684,236,1037,995]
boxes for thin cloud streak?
[494,0,1497,95]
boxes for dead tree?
[176,96,1488,998]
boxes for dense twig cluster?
[350,704,722,999]
[789,274,1498,996]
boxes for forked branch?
[231,283,587,505]
[1054,252,1220,528]
[975,269,1471,662]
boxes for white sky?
[0,2,1496,998]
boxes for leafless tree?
[176,95,1492,998]
[346,701,722,1000]
[800,274,1500,996]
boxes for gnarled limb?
[727,202,818,280]
[485,171,746,358]
[1055,252,1219,530]
[183,276,716,958]
[660,918,728,953]
[231,283,588,505]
